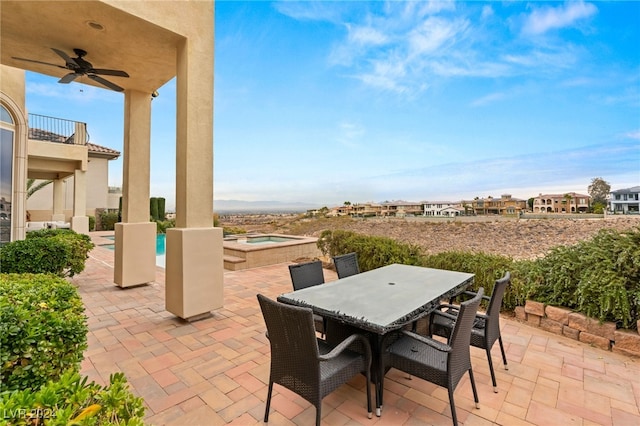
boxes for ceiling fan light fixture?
[87,21,104,31]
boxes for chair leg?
[447,386,458,426]
[315,405,321,426]
[498,336,508,370]
[264,381,273,422]
[485,347,498,393]
[468,367,480,408]
[365,364,373,418]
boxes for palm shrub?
[1,229,94,277]
[0,274,87,392]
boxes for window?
[0,104,15,245]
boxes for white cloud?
[522,1,598,36]
[470,92,506,107]
[348,25,388,46]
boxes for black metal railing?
[28,113,88,145]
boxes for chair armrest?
[476,313,489,320]
[401,330,451,353]
[452,291,491,303]
[431,309,458,322]
[319,333,372,364]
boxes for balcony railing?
[28,113,88,145]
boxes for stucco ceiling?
[1,0,183,93]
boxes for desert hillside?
[219,214,640,260]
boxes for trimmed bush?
[100,211,119,231]
[527,227,640,328]
[0,370,145,425]
[88,215,96,232]
[1,229,94,277]
[149,197,159,222]
[0,274,88,392]
[420,251,516,309]
[157,197,166,221]
[317,229,424,272]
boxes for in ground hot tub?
[223,233,321,270]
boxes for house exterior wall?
[423,202,460,216]
[463,194,527,216]
[0,65,28,241]
[610,186,640,214]
[532,192,590,213]
[27,154,111,220]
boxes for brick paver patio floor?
[75,239,640,425]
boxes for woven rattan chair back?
[384,288,483,426]
[288,260,325,290]
[332,252,360,279]
[431,271,510,392]
[257,294,372,425]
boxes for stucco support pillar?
[114,89,155,288]
[166,25,223,320]
[70,169,88,234]
[51,179,65,222]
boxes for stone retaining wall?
[515,301,640,358]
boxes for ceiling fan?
[12,48,129,92]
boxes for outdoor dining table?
[277,263,475,417]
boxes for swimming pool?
[102,233,320,270]
[102,234,166,267]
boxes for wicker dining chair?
[381,288,484,426]
[430,272,510,392]
[288,260,325,290]
[257,294,373,426]
[288,260,326,336]
[332,252,360,279]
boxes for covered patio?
[78,241,640,425]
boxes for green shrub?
[100,211,119,231]
[149,197,159,222]
[155,219,175,234]
[88,215,95,232]
[526,227,640,328]
[317,230,424,272]
[157,197,166,221]
[420,251,515,309]
[1,230,94,277]
[0,369,145,425]
[0,274,88,392]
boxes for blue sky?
[25,1,639,210]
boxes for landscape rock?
[545,306,572,325]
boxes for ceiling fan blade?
[89,68,129,78]
[51,48,79,68]
[88,74,124,92]
[59,73,81,84]
[11,56,66,69]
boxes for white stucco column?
[51,178,65,222]
[70,169,88,233]
[114,89,156,288]
[166,18,223,320]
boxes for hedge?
[0,229,94,277]
[319,227,640,329]
[0,274,87,392]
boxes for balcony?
[27,113,88,180]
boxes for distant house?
[609,186,640,214]
[380,201,423,217]
[462,194,527,216]
[423,201,462,217]
[532,192,590,213]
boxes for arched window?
[0,104,15,244]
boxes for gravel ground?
[221,214,640,260]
